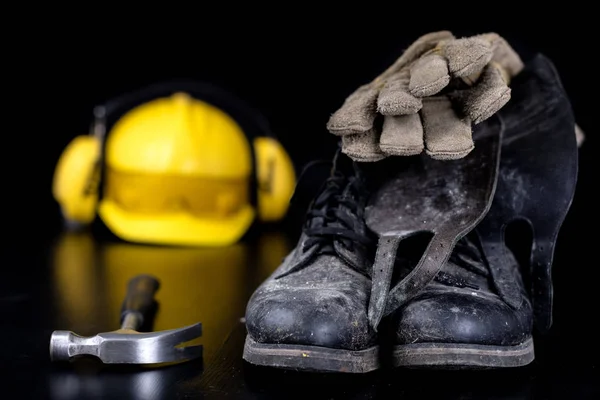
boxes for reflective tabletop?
[1,226,598,399]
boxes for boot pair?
[243,54,579,373]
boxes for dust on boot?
[366,54,578,369]
[243,151,380,373]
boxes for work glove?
[326,31,524,161]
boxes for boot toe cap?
[245,289,374,351]
[394,290,532,346]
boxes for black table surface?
[2,223,599,400]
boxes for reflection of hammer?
[50,274,202,364]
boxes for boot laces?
[302,163,374,255]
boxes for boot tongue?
[499,53,569,142]
[355,155,417,194]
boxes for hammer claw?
[50,275,203,365]
[159,323,203,348]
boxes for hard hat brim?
[98,199,255,247]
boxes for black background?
[7,12,596,233]
[7,14,596,237]
[3,10,598,398]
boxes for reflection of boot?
[243,151,380,373]
[389,54,578,368]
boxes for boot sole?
[392,337,534,369]
[243,336,380,373]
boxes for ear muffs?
[53,81,297,239]
[53,134,296,229]
[253,136,296,222]
[52,135,102,226]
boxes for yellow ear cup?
[253,137,296,222]
[52,135,102,225]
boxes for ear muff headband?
[98,80,275,140]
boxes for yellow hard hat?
[52,81,296,246]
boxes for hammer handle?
[120,274,160,330]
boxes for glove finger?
[409,54,450,97]
[488,34,524,79]
[377,70,422,116]
[447,33,523,85]
[422,96,473,160]
[442,36,494,79]
[450,63,511,124]
[378,30,456,81]
[327,84,379,136]
[341,130,387,162]
[336,31,454,123]
[401,30,455,64]
[379,114,424,156]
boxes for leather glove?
[326,31,524,161]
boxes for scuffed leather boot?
[366,54,578,369]
[243,151,379,373]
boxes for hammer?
[50,274,202,364]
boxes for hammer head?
[50,323,202,364]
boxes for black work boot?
[243,150,379,373]
[366,54,579,369]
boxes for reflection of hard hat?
[51,232,110,331]
[99,93,255,246]
[101,241,248,362]
[52,82,296,247]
